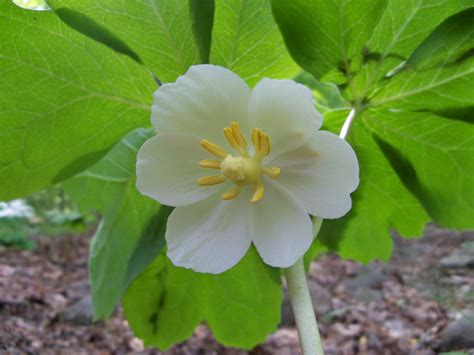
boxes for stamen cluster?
[198,122,280,202]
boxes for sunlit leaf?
[0,2,155,200]
[49,0,202,82]
[371,58,474,110]
[361,0,471,85]
[407,8,474,69]
[372,7,474,110]
[211,0,298,86]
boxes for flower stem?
[284,258,324,355]
[339,108,356,140]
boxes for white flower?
[136,65,359,274]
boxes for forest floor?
[0,224,473,355]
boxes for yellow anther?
[201,140,228,158]
[197,175,226,186]
[251,179,265,202]
[251,128,261,152]
[263,167,280,178]
[231,122,247,149]
[260,133,271,156]
[199,159,222,169]
[223,127,240,150]
[199,125,279,203]
[222,186,241,200]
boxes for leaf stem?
[284,258,324,355]
[339,108,356,140]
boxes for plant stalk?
[284,258,324,355]
[339,108,356,140]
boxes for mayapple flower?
[136,65,359,274]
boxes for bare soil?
[0,225,473,354]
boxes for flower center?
[197,122,280,202]
[220,156,261,185]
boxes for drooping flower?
[136,65,359,274]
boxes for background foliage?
[1,0,473,350]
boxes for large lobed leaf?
[272,1,474,261]
[0,1,156,200]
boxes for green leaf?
[272,0,471,99]
[271,1,474,263]
[295,71,349,112]
[407,8,474,69]
[364,110,474,229]
[317,110,429,262]
[271,0,387,79]
[64,129,169,319]
[371,57,474,110]
[190,0,215,63]
[49,0,202,82]
[371,7,474,110]
[53,8,142,64]
[0,2,155,200]
[123,247,282,350]
[211,0,299,86]
[363,0,471,78]
[124,205,173,288]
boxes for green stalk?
[284,258,324,355]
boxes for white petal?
[152,65,250,148]
[166,192,252,274]
[136,133,229,207]
[247,79,322,159]
[250,181,313,268]
[271,131,359,219]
